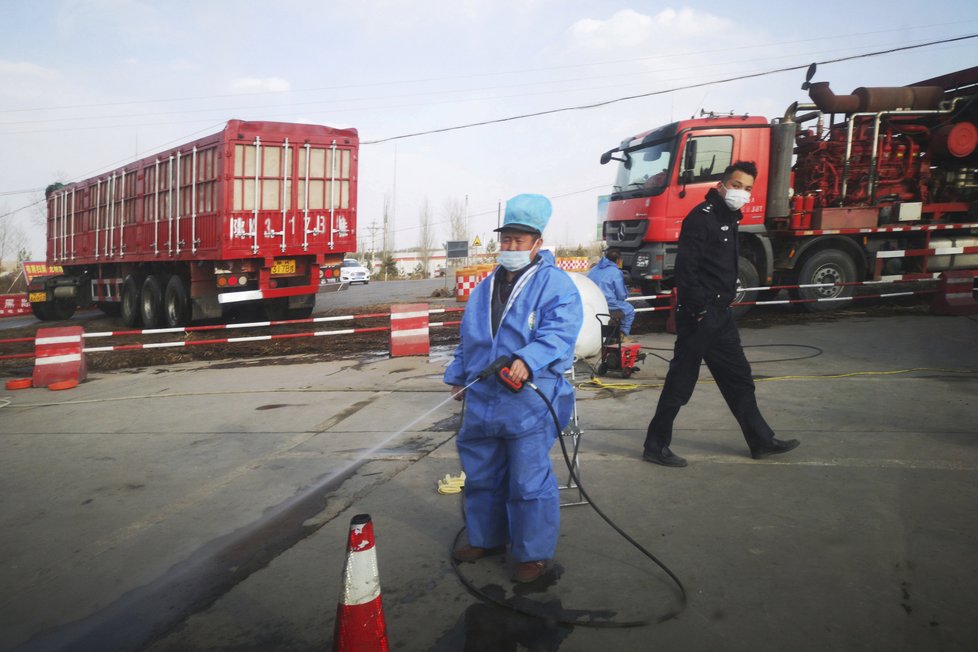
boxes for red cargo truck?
[28,119,358,326]
[599,65,978,314]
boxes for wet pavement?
[1,312,977,651]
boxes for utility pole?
[367,220,380,258]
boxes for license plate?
[29,292,47,303]
[270,259,296,275]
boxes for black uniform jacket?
[674,187,742,315]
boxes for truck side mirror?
[600,148,630,168]
[683,140,697,169]
[600,149,616,165]
[679,139,697,198]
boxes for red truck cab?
[600,115,770,298]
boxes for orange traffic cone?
[332,514,389,652]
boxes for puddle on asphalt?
[429,593,575,651]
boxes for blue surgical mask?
[498,247,536,272]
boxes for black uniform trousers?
[643,304,776,453]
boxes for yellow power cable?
[578,367,978,392]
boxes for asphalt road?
[2,309,977,651]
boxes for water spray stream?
[317,376,478,487]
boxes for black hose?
[449,378,687,628]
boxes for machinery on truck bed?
[599,65,978,313]
[28,120,358,327]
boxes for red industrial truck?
[599,65,978,313]
[28,119,358,327]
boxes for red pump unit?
[600,65,978,314]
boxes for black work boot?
[643,405,685,466]
[643,446,688,467]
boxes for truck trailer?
[599,65,978,313]
[29,119,358,327]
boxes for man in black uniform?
[642,161,800,467]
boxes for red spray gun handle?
[498,365,524,393]
[477,356,526,393]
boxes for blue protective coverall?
[444,250,583,562]
[587,257,635,335]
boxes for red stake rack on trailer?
[27,120,359,327]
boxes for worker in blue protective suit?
[444,193,583,584]
[587,247,635,337]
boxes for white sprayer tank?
[568,271,609,361]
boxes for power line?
[2,35,973,225]
[1,34,965,130]
[2,20,974,116]
[361,34,978,145]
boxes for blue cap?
[494,194,551,235]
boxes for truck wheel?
[639,280,666,307]
[164,276,191,327]
[30,300,51,321]
[733,257,759,318]
[261,298,288,321]
[121,275,142,327]
[141,275,164,328]
[791,249,857,312]
[97,301,122,316]
[47,298,77,321]
[288,305,314,320]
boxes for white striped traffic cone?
[332,514,389,652]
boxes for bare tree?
[0,211,28,273]
[444,197,467,241]
[417,197,435,279]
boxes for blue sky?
[1,0,976,258]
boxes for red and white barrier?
[555,257,590,272]
[333,514,389,652]
[930,270,978,315]
[81,325,390,354]
[389,303,430,357]
[0,294,31,318]
[32,326,86,389]
[454,272,484,302]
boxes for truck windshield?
[613,139,673,196]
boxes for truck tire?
[733,257,759,318]
[141,275,164,328]
[288,305,315,320]
[164,276,191,327]
[639,280,667,307]
[121,275,142,327]
[262,297,289,321]
[46,298,77,321]
[31,300,51,321]
[790,249,856,312]
[97,301,122,316]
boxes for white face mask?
[722,187,751,211]
[498,242,539,272]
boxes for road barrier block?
[930,270,978,315]
[33,326,86,389]
[390,303,430,357]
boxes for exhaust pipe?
[809,81,945,114]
